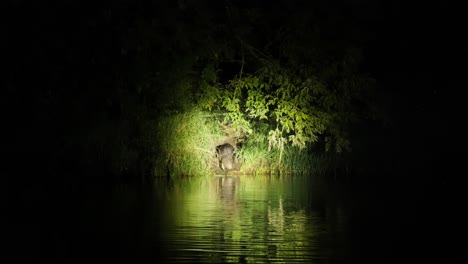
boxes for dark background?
[2,0,466,262]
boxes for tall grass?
[229,136,339,178]
[152,109,222,178]
[149,109,342,179]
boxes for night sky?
[2,0,467,262]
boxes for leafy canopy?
[199,51,374,155]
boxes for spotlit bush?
[149,107,339,178]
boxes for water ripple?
[149,175,349,263]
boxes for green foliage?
[32,1,380,183]
[152,109,223,178]
[234,131,277,175]
[199,57,373,156]
[193,23,376,173]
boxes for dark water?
[4,174,468,263]
[153,176,349,263]
[74,175,349,263]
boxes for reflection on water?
[11,173,466,262]
[149,175,349,263]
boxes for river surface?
[5,174,466,263]
[75,175,350,263]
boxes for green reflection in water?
[156,175,346,263]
